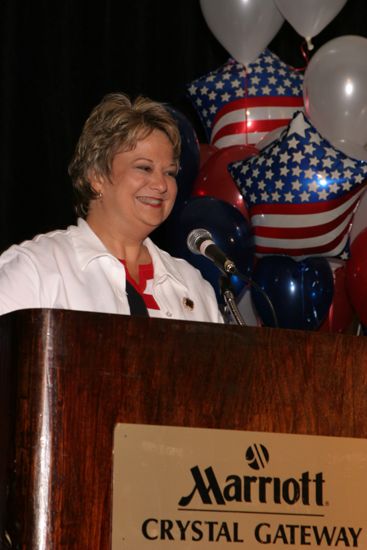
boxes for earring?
[96,191,103,199]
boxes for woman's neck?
[85,216,151,282]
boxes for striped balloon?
[187,49,304,148]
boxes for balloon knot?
[306,37,314,51]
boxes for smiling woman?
[0,93,223,323]
[87,130,178,273]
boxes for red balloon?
[346,228,367,325]
[192,145,258,220]
[199,143,218,169]
[319,262,354,333]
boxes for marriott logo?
[178,451,325,508]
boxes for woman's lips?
[136,196,163,207]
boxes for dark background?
[0,0,365,251]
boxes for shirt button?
[166,311,172,317]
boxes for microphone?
[187,228,238,275]
[187,228,279,328]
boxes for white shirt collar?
[71,218,114,270]
[71,218,188,288]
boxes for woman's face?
[89,129,178,240]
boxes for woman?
[0,93,222,322]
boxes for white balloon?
[328,139,367,163]
[304,35,367,161]
[275,0,347,48]
[200,0,284,66]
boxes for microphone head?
[187,228,212,255]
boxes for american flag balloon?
[187,49,304,148]
[228,112,367,260]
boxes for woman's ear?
[88,170,105,195]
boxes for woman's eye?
[137,165,152,172]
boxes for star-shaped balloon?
[228,111,367,260]
[187,49,304,148]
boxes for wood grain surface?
[1,309,367,548]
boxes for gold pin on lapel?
[182,297,194,311]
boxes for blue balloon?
[165,196,254,302]
[152,108,200,251]
[167,106,200,210]
[251,256,334,330]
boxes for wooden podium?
[1,308,367,548]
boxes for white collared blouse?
[0,219,223,323]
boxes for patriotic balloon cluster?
[228,111,367,331]
[164,3,367,331]
[187,50,304,148]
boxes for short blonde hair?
[68,93,181,217]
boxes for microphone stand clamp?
[220,275,247,326]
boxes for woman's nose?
[151,170,168,192]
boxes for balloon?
[275,0,347,49]
[167,196,254,302]
[304,36,367,161]
[192,145,258,220]
[256,125,287,151]
[228,111,367,260]
[251,255,334,330]
[350,188,367,244]
[199,0,284,67]
[199,143,218,169]
[187,50,304,147]
[236,287,260,327]
[167,106,200,209]
[346,228,367,326]
[319,260,354,333]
